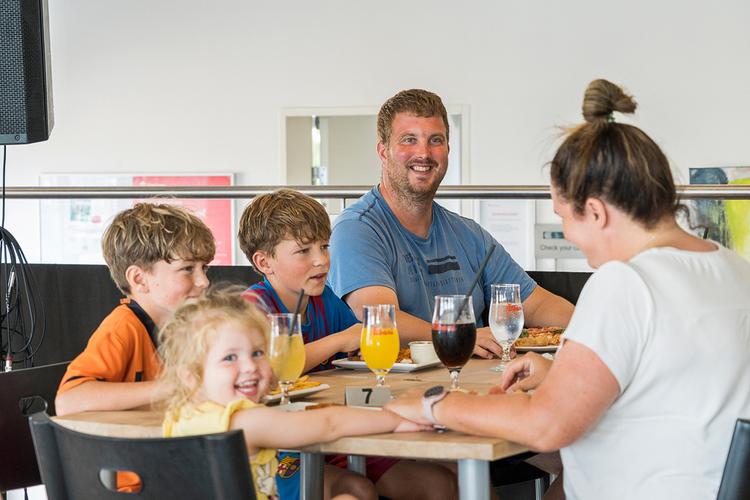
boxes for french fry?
[268,375,322,395]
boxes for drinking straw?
[290,288,305,332]
[455,245,496,321]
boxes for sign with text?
[534,224,583,259]
[344,386,392,408]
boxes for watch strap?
[422,386,448,425]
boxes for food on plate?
[268,375,322,395]
[348,347,413,364]
[514,327,565,347]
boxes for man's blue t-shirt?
[328,186,536,326]
[247,279,359,500]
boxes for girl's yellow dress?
[163,398,278,500]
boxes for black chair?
[29,412,256,500]
[0,361,69,492]
[717,418,750,500]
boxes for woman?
[386,79,750,499]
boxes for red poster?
[132,175,233,265]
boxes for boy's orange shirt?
[58,298,161,394]
[57,298,161,494]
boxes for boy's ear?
[125,264,149,293]
[251,251,274,276]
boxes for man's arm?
[345,285,504,357]
[55,379,170,416]
[522,286,575,327]
[345,286,430,343]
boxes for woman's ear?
[125,265,148,293]
[252,251,274,276]
[585,198,608,228]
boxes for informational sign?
[534,224,583,259]
[478,200,535,270]
[39,174,234,265]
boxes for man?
[329,89,574,358]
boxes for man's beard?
[384,158,444,207]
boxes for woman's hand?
[384,387,432,426]
[495,352,553,393]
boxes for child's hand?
[337,324,363,353]
[392,415,434,433]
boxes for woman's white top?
[561,244,750,500]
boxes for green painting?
[689,167,750,261]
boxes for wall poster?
[689,166,750,261]
[40,174,234,265]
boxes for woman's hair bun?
[582,79,637,123]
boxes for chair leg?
[534,474,551,500]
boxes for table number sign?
[344,386,392,407]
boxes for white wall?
[5,0,750,262]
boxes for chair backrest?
[717,418,750,500]
[0,361,70,491]
[29,412,256,500]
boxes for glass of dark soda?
[432,295,477,391]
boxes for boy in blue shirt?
[238,188,457,500]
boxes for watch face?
[424,385,444,398]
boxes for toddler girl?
[159,287,428,500]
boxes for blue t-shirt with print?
[249,279,358,371]
[328,186,536,326]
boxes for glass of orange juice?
[269,313,306,405]
[360,304,400,386]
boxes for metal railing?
[4,184,750,200]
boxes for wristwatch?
[422,385,448,426]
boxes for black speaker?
[0,0,54,145]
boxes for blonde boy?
[238,189,457,500]
[56,202,215,416]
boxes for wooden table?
[54,359,528,500]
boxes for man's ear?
[376,140,388,164]
[125,264,149,293]
[252,251,274,276]
[585,198,608,228]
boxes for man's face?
[377,113,449,204]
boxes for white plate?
[276,402,317,412]
[515,345,559,353]
[331,359,441,373]
[263,383,330,404]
